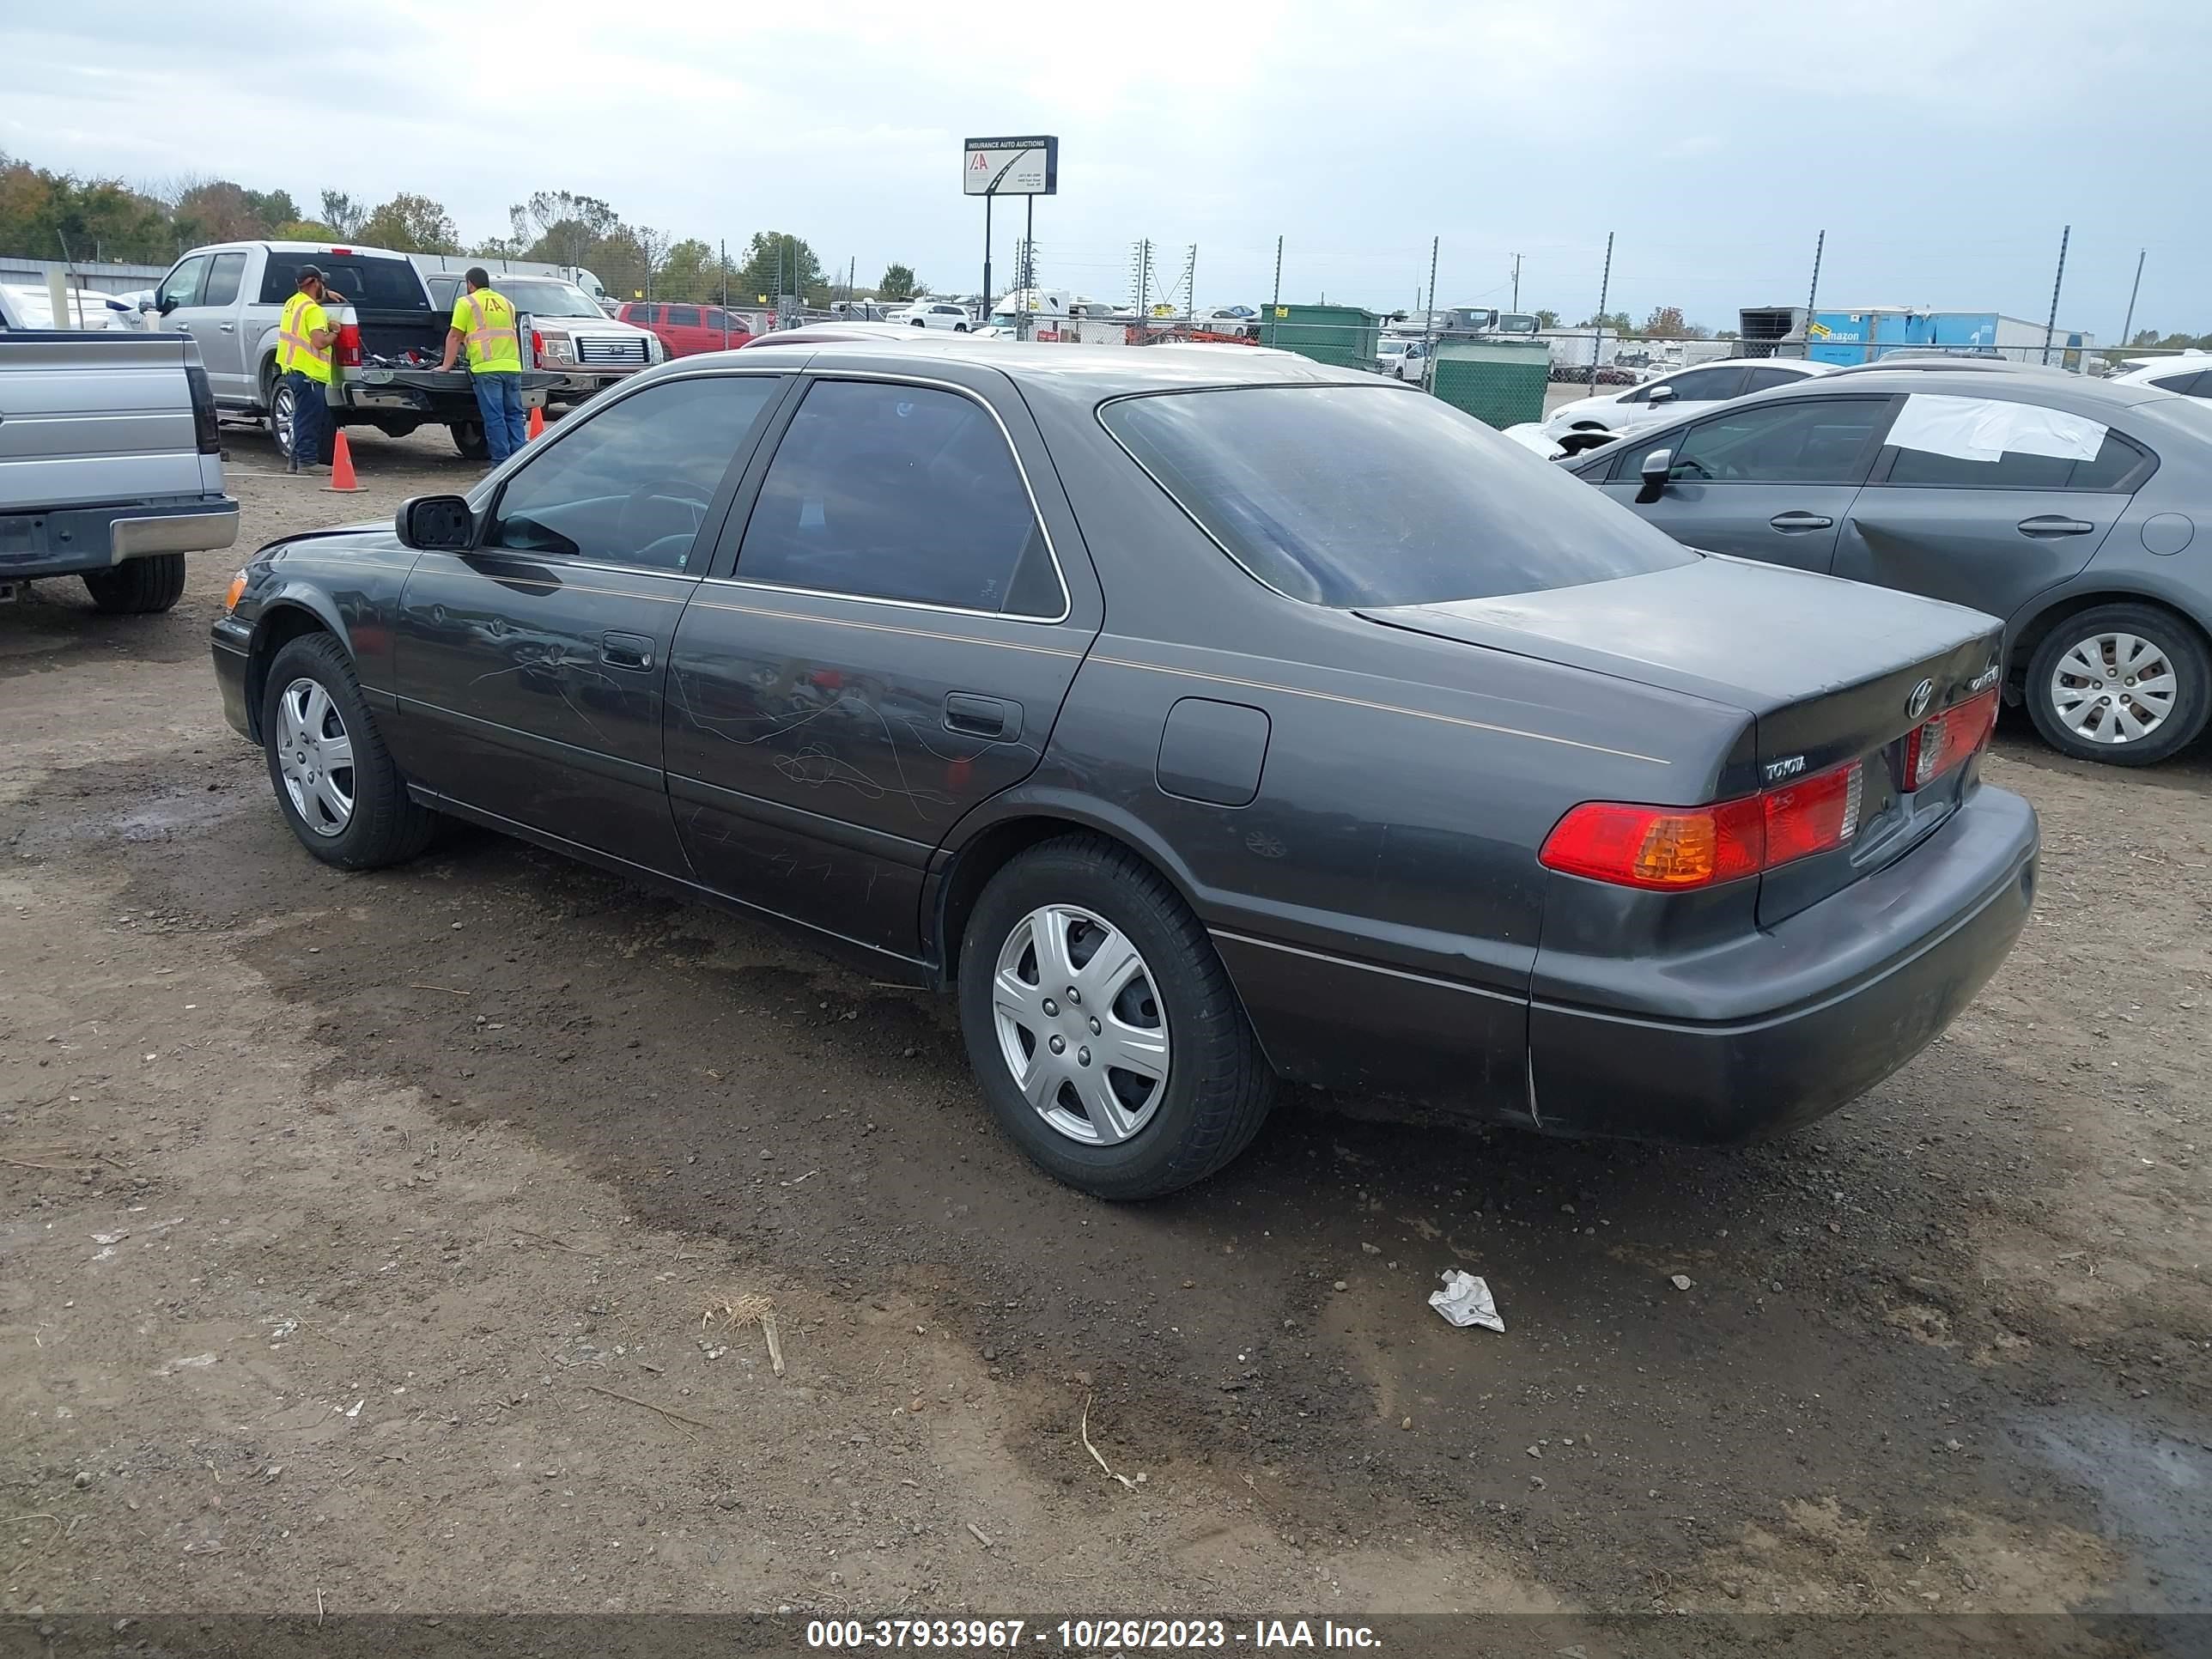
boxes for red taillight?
[531,328,544,367]
[336,320,362,368]
[1541,759,1864,891]
[1902,687,1999,791]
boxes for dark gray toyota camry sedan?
[211,341,2039,1199]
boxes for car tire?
[261,633,437,869]
[266,375,335,464]
[2024,603,2210,766]
[81,554,188,614]
[953,322,969,332]
[911,319,927,328]
[957,835,1275,1200]
[450,422,489,462]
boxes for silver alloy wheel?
[2048,630,2178,745]
[275,677,356,836]
[991,903,1170,1146]
[270,380,295,454]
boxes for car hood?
[1356,554,1999,717]
[1547,394,1621,423]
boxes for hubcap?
[275,677,356,836]
[272,385,294,452]
[2050,631,2176,745]
[991,904,1170,1146]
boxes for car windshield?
[495,279,603,318]
[1102,384,1698,607]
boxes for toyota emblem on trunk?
[1906,678,1936,720]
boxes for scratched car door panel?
[394,373,789,872]
[666,374,1103,961]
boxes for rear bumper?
[330,370,557,421]
[0,498,239,579]
[1527,784,2039,1142]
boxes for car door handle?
[1768,512,1834,532]
[600,632,653,671]
[2017,515,2096,537]
[219,322,235,332]
[944,692,1017,740]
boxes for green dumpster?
[1258,303,1380,371]
[1430,339,1551,428]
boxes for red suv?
[618,302,755,356]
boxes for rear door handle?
[1768,512,1834,532]
[600,631,653,671]
[2017,515,2095,537]
[944,692,1018,740]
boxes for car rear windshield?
[256,254,428,311]
[1100,384,1697,607]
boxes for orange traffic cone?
[526,404,546,441]
[323,429,365,493]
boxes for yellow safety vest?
[276,292,332,384]
[453,289,523,374]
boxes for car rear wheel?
[450,422,489,462]
[261,633,437,869]
[957,835,1274,1200]
[82,554,187,614]
[266,375,334,464]
[2025,603,2209,766]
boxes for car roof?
[2110,356,2209,384]
[1658,356,1829,374]
[1826,357,2063,376]
[703,335,1373,393]
[1719,365,2185,414]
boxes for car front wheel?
[2025,604,2209,766]
[957,836,1274,1200]
[261,633,438,868]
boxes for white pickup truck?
[149,239,560,461]
[0,292,238,613]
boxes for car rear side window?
[1102,384,1697,607]
[1656,398,1892,484]
[1742,365,1808,392]
[201,252,246,308]
[486,375,784,572]
[254,254,426,310]
[1883,425,2150,491]
[734,380,1062,617]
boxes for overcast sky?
[3,0,2204,336]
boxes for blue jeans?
[285,370,328,465]
[472,372,528,463]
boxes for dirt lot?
[3,417,2209,1632]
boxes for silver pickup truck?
[149,239,559,462]
[0,296,238,614]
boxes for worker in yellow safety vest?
[275,265,344,474]
[438,266,529,463]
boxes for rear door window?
[1102,383,1696,606]
[1742,365,1810,392]
[1879,395,2151,491]
[733,379,1063,616]
[629,304,659,325]
[200,252,246,307]
[666,306,700,327]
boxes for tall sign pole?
[963,135,1060,323]
[2118,247,2146,352]
[2041,223,2070,367]
[1590,231,1613,393]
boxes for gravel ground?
[2,417,2208,1628]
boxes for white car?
[2104,353,2211,399]
[1376,338,1431,381]
[1541,356,1832,440]
[887,301,974,331]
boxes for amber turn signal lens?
[223,570,248,612]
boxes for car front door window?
[733,379,1062,616]
[1662,398,1892,483]
[1656,366,1747,404]
[157,255,209,313]
[487,374,786,572]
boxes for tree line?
[0,154,929,306]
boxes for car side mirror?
[1636,449,1673,504]
[155,295,178,316]
[1646,383,1675,403]
[395,494,476,551]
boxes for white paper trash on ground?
[1429,1270,1504,1332]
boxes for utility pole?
[1806,228,1825,318]
[1510,252,1522,313]
[1423,235,1440,387]
[720,238,730,347]
[1590,231,1613,393]
[1271,235,1283,310]
[2118,247,2146,351]
[2041,223,2070,367]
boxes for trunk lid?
[1359,555,2005,924]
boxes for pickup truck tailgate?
[0,333,207,508]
